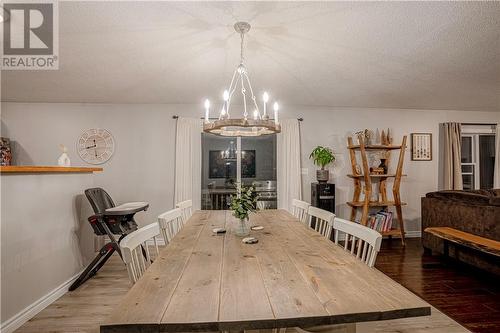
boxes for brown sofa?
[422,189,500,275]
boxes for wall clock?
[77,128,115,165]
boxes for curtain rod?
[461,122,496,126]
[172,115,303,121]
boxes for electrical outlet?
[301,168,308,175]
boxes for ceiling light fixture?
[203,22,281,137]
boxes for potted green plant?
[309,146,335,183]
[229,184,258,237]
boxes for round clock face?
[77,128,115,165]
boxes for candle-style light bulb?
[223,90,230,118]
[263,92,269,103]
[262,92,269,119]
[273,102,279,124]
[204,99,210,123]
[253,109,259,120]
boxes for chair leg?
[69,242,116,291]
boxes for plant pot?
[235,218,250,237]
[316,169,329,183]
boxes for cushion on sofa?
[425,190,491,205]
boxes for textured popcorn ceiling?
[2,1,499,111]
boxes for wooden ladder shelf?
[347,135,407,245]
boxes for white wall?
[1,103,183,227]
[2,103,498,231]
[0,102,498,325]
[2,103,499,232]
[1,172,95,327]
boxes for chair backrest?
[333,217,382,267]
[175,200,193,223]
[157,208,184,244]
[292,199,310,224]
[307,206,335,239]
[85,188,115,214]
[120,222,161,284]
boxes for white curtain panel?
[277,119,302,212]
[442,122,463,190]
[494,124,500,188]
[174,117,202,209]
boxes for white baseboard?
[0,269,84,333]
[405,230,422,238]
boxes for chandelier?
[203,22,281,137]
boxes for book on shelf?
[367,211,393,232]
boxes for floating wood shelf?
[0,166,103,174]
[347,174,407,179]
[348,144,403,150]
[347,135,408,245]
[347,201,407,207]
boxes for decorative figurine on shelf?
[229,184,258,237]
[355,129,373,145]
[309,146,335,183]
[381,130,387,145]
[379,158,388,174]
[354,164,362,176]
[374,128,381,145]
[0,137,12,166]
[57,144,71,167]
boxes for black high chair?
[69,188,149,291]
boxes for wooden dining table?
[101,210,430,333]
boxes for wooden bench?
[424,227,500,258]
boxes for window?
[201,133,277,210]
[461,125,496,190]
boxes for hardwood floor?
[376,238,500,333]
[13,237,496,333]
[14,255,131,333]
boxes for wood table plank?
[103,211,209,329]
[160,210,226,331]
[424,227,500,257]
[249,213,329,322]
[262,211,430,322]
[218,212,276,330]
[101,210,431,333]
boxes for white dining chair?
[120,222,161,284]
[158,208,184,244]
[307,206,335,239]
[176,199,193,223]
[292,199,310,224]
[333,217,382,267]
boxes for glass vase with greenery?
[309,146,335,183]
[229,184,258,237]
